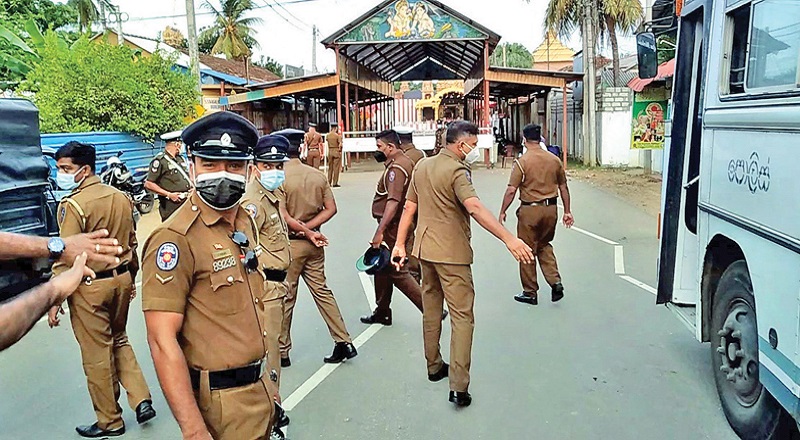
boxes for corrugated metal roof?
[627,58,675,92]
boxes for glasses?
[231,231,259,272]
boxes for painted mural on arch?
[339,0,486,43]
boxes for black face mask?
[194,171,247,210]
[373,150,387,163]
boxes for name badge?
[212,249,233,260]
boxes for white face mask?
[56,167,86,190]
[462,143,480,164]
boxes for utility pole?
[583,0,598,167]
[115,6,124,47]
[185,0,201,93]
[311,25,319,74]
[98,0,107,31]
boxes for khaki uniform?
[400,142,425,282]
[509,149,566,294]
[433,127,446,156]
[280,158,351,357]
[326,131,343,186]
[407,149,478,393]
[241,182,291,387]
[371,153,423,317]
[402,142,426,167]
[304,132,323,169]
[146,151,192,221]
[142,193,276,439]
[54,175,151,431]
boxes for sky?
[79,0,640,73]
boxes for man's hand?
[48,305,64,328]
[499,212,507,224]
[183,431,213,440]
[51,252,95,303]
[505,238,534,265]
[308,232,328,247]
[370,231,384,249]
[130,283,137,302]
[391,245,407,271]
[563,213,575,228]
[62,230,122,266]
[167,192,182,202]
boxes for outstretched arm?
[462,197,533,264]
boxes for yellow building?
[531,31,575,71]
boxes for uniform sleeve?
[146,157,164,183]
[51,201,84,276]
[141,228,194,314]
[453,168,479,204]
[406,170,419,204]
[386,166,409,203]
[321,177,334,203]
[509,160,524,188]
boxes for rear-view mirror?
[636,32,658,79]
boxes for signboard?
[284,65,305,79]
[338,0,486,43]
[631,87,668,150]
[202,96,223,113]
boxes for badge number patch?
[213,256,237,273]
[245,203,258,219]
[157,243,179,271]
[465,170,472,184]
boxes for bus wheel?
[711,260,789,439]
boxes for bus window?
[726,6,751,95]
[746,0,800,91]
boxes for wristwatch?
[47,237,66,262]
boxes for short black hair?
[287,144,301,158]
[375,129,400,147]
[522,124,542,142]
[56,141,96,172]
[445,120,479,144]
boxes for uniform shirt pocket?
[204,266,248,315]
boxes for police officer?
[142,112,279,440]
[326,123,343,187]
[49,141,155,438]
[498,123,574,305]
[145,130,192,221]
[394,126,426,166]
[304,123,323,169]
[360,130,423,326]
[274,128,357,366]
[392,120,533,407]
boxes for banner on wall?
[631,87,668,150]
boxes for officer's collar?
[440,148,462,162]
[191,192,228,227]
[78,175,101,191]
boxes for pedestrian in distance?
[304,123,324,170]
[142,112,281,440]
[499,123,574,305]
[326,123,343,187]
[144,130,192,222]
[392,120,534,408]
[49,141,155,438]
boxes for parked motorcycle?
[99,152,154,221]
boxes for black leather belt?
[520,197,558,207]
[264,268,287,282]
[94,263,130,280]
[189,360,264,391]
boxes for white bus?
[640,0,800,439]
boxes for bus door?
[657,8,706,307]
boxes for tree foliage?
[253,55,284,78]
[23,34,198,139]
[201,0,262,60]
[489,42,533,68]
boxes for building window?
[746,0,800,90]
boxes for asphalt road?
[0,167,738,440]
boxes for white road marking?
[570,226,619,246]
[619,275,657,295]
[614,245,625,274]
[282,271,383,412]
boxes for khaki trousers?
[517,205,561,294]
[280,239,351,357]
[262,281,286,388]
[67,271,151,430]
[328,154,342,185]
[307,149,321,169]
[195,375,275,440]
[405,223,421,284]
[373,223,423,317]
[419,260,475,392]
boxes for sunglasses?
[231,231,259,272]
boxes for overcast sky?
[77,0,639,72]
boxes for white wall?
[599,111,633,166]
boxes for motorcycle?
[99,152,154,221]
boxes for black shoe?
[551,283,565,302]
[76,423,125,438]
[276,408,290,428]
[441,309,449,321]
[135,399,156,424]
[448,391,472,407]
[428,362,449,382]
[323,342,358,363]
[332,184,341,188]
[514,292,538,305]
[360,312,392,326]
[281,356,291,368]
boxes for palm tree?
[542,0,643,86]
[201,0,263,61]
[67,0,99,33]
[490,42,533,68]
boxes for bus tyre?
[711,261,789,440]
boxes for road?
[0,167,737,440]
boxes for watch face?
[48,237,65,254]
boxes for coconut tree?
[67,0,98,33]
[541,0,643,86]
[200,0,262,60]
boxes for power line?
[255,0,308,31]
[271,0,311,29]
[127,0,325,22]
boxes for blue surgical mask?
[56,168,84,190]
[260,169,285,191]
